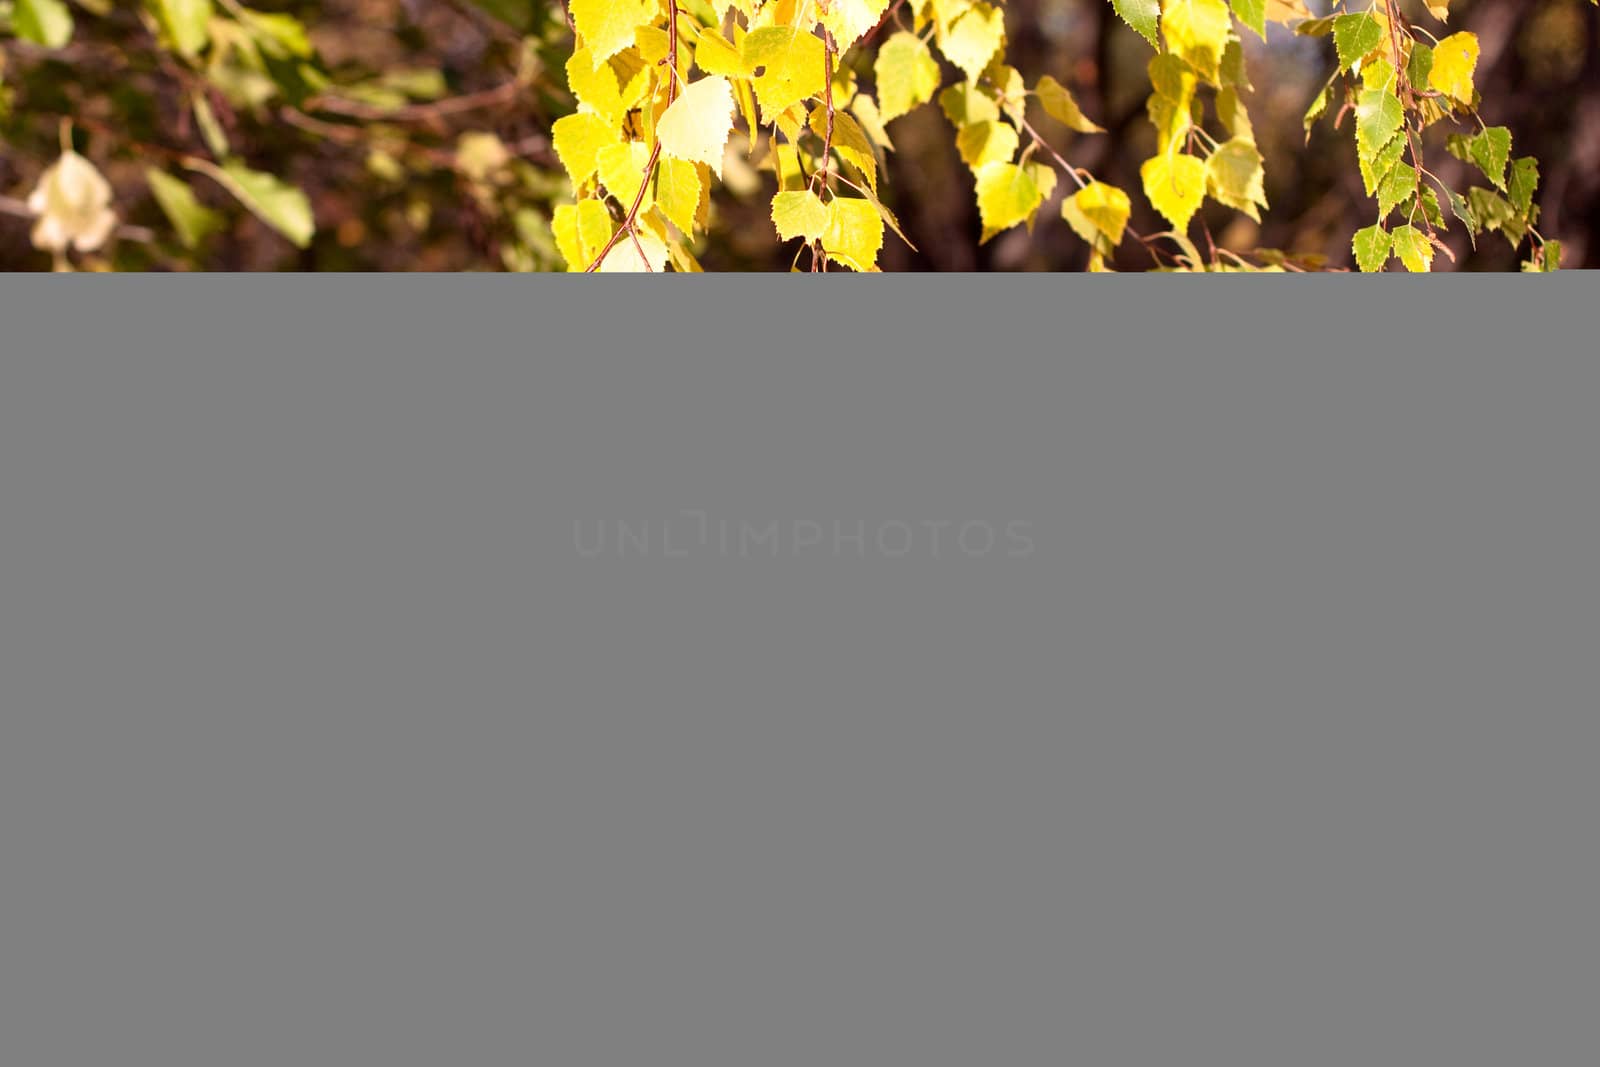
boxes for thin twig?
[1015,112,1171,267]
[860,0,909,49]
[1018,116,1089,190]
[1383,0,1433,235]
[585,3,681,272]
[811,32,838,271]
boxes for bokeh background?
[2,0,1596,271]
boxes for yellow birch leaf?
[1069,181,1132,247]
[1162,0,1233,84]
[1204,136,1268,221]
[875,31,942,123]
[743,26,827,123]
[1391,223,1435,272]
[654,158,704,235]
[975,161,1044,238]
[658,76,736,175]
[940,3,1006,83]
[552,199,616,270]
[808,107,880,190]
[851,95,896,152]
[693,27,750,78]
[1429,32,1479,106]
[1035,75,1104,133]
[955,119,1020,170]
[552,112,623,185]
[597,141,654,210]
[771,189,829,242]
[1141,150,1207,231]
[822,197,885,270]
[597,227,671,272]
[569,0,656,62]
[819,0,892,50]
[566,48,626,128]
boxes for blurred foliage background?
[2,0,1595,271]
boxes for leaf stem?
[811,31,838,271]
[1382,0,1433,235]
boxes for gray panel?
[1,276,1595,1067]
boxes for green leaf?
[149,0,213,58]
[192,93,230,158]
[1405,42,1434,90]
[1352,224,1392,272]
[1333,13,1383,73]
[1112,0,1161,48]
[1359,133,1405,196]
[146,168,223,248]
[238,10,313,59]
[1468,126,1511,191]
[1296,15,1337,38]
[1232,0,1267,40]
[1416,186,1445,229]
[1467,188,1515,233]
[190,159,315,249]
[13,0,75,49]
[1204,137,1268,221]
[1355,89,1404,160]
[1445,131,1507,193]
[1439,183,1478,242]
[1507,157,1539,216]
[1375,162,1416,218]
[1219,37,1252,89]
[1303,82,1333,134]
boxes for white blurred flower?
[27,150,118,255]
